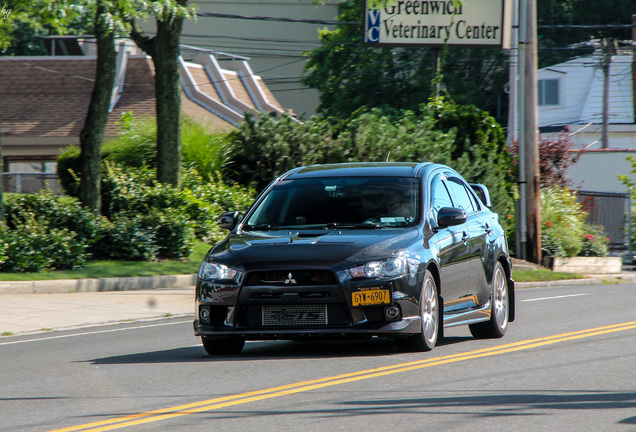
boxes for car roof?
[282,162,438,180]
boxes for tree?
[128,0,195,187]
[302,0,435,120]
[303,0,510,123]
[0,1,91,219]
[78,0,118,213]
[228,101,515,221]
[0,1,91,55]
[508,133,581,188]
[537,0,633,68]
[303,0,632,123]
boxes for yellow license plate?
[352,288,390,306]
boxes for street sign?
[365,0,513,49]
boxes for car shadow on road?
[83,335,474,364]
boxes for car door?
[429,173,471,314]
[444,174,489,306]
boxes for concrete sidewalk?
[0,288,194,336]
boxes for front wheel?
[201,336,245,356]
[396,270,440,352]
[469,261,509,339]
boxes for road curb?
[516,275,636,289]
[0,274,197,295]
[1,273,634,295]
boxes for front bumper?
[193,316,422,340]
[194,272,422,340]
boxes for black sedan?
[194,162,515,355]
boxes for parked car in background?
[194,162,515,355]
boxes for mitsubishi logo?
[284,272,297,284]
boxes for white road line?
[522,293,590,302]
[0,320,192,346]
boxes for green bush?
[579,224,610,257]
[424,98,515,223]
[103,112,157,168]
[93,214,158,261]
[56,113,233,197]
[5,191,102,243]
[228,112,340,189]
[181,168,257,242]
[98,163,255,251]
[143,207,196,259]
[541,187,587,258]
[181,118,233,180]
[100,163,182,218]
[56,145,82,197]
[0,219,89,272]
[93,208,195,261]
[228,101,515,225]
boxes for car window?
[465,184,481,211]
[445,176,476,214]
[431,174,454,222]
[245,177,420,228]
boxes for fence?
[575,190,631,255]
[2,173,62,194]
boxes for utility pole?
[0,112,4,221]
[601,38,617,149]
[523,0,541,263]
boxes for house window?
[7,160,57,173]
[539,79,559,106]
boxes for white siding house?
[537,53,636,192]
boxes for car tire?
[396,270,440,352]
[469,261,509,339]
[201,336,245,355]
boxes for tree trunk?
[152,13,184,187]
[78,0,117,213]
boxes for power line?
[196,12,357,26]
[196,12,636,30]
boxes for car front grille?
[262,305,328,326]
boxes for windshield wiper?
[245,224,276,231]
[245,224,304,231]
[324,222,380,229]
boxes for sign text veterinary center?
[365,0,512,49]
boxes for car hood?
[208,228,420,272]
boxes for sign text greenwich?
[365,0,512,49]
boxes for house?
[538,49,636,193]
[0,38,287,193]
[174,0,344,117]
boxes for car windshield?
[245,177,419,229]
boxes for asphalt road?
[1,283,635,432]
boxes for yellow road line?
[49,320,636,432]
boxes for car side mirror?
[218,211,240,230]
[470,183,492,208]
[437,207,467,228]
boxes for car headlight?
[198,261,241,282]
[349,258,407,278]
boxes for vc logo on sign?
[366,6,381,43]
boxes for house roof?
[0,56,158,138]
[0,46,288,143]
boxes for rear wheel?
[201,336,245,355]
[396,270,440,352]
[469,261,509,339]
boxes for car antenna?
[385,151,391,162]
